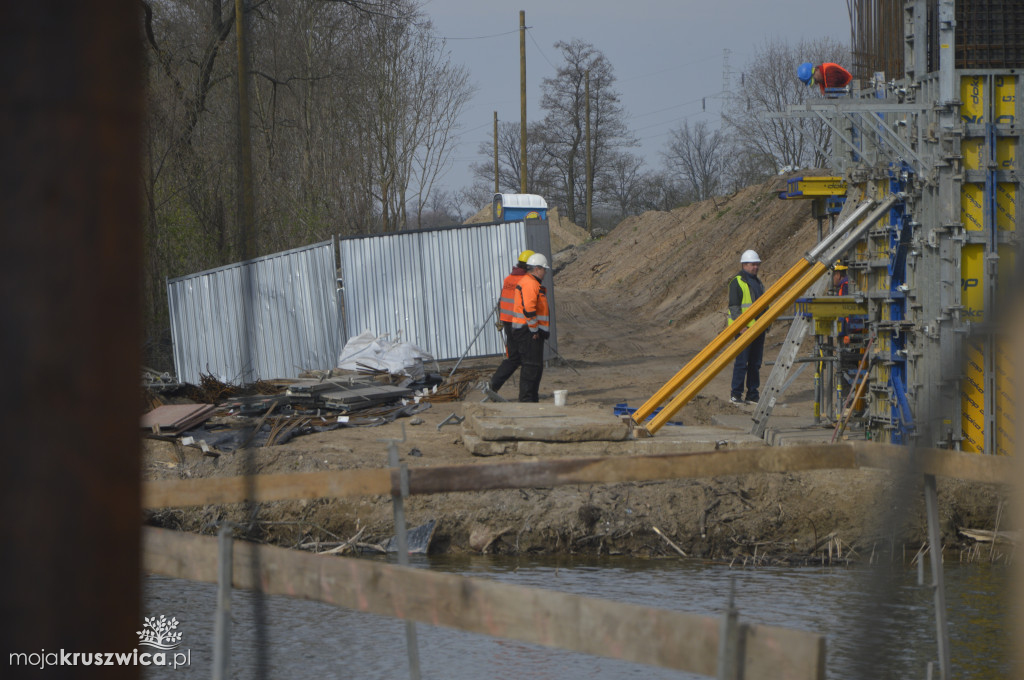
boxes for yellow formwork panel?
[793,176,847,196]
[995,338,1015,456]
[872,361,890,419]
[961,75,986,123]
[961,183,985,231]
[801,298,868,319]
[995,75,1016,125]
[961,244,985,453]
[996,137,1016,170]
[962,339,986,453]
[962,137,984,171]
[997,183,1016,231]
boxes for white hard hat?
[740,249,761,264]
[526,253,549,269]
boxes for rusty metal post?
[0,2,142,676]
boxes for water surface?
[143,554,1011,679]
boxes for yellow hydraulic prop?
[632,259,814,418]
[632,195,897,435]
[644,263,826,433]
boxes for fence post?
[213,523,233,680]
[385,430,422,680]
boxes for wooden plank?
[142,527,825,680]
[142,446,857,508]
[851,442,1016,485]
[403,445,859,495]
[142,468,391,508]
[142,442,1011,509]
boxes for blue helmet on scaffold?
[797,62,814,84]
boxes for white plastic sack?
[337,330,433,379]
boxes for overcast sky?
[422,0,851,202]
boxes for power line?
[525,26,558,71]
[438,28,520,41]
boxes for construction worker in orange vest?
[487,249,534,394]
[509,253,550,402]
[797,61,852,94]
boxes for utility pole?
[493,111,499,194]
[585,69,592,234]
[519,10,527,193]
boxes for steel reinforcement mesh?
[852,0,1024,79]
[956,0,1024,68]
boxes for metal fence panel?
[338,221,556,362]
[167,240,342,385]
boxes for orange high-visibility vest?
[818,62,851,93]
[512,273,549,333]
[498,268,527,324]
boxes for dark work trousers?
[731,330,765,401]
[489,324,521,392]
[512,327,545,402]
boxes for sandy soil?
[143,177,1009,563]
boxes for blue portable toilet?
[492,193,548,222]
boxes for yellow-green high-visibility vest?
[727,275,756,328]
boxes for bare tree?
[664,120,729,201]
[722,37,849,171]
[636,172,692,213]
[470,121,557,197]
[406,41,475,228]
[723,140,776,192]
[140,0,473,368]
[142,0,239,362]
[348,1,474,231]
[601,151,647,220]
[538,39,634,227]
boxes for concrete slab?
[462,402,631,442]
[476,426,765,457]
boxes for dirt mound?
[557,174,819,337]
[465,204,589,255]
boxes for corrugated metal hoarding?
[167,240,342,385]
[338,220,557,362]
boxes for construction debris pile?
[142,369,483,455]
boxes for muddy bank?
[142,404,1008,565]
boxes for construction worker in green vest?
[728,249,766,405]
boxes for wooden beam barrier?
[142,443,1016,509]
[143,467,391,508]
[143,527,825,679]
[851,442,1016,486]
